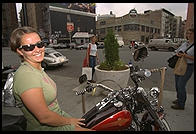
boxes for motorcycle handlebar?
[75,67,167,96]
[75,82,114,96]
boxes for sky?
[16,3,188,20]
[95,3,188,20]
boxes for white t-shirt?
[176,42,194,64]
[89,43,97,56]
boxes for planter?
[95,65,130,90]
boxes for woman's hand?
[176,52,185,57]
[67,118,85,127]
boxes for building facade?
[49,3,96,39]
[96,8,182,45]
[20,3,51,38]
[185,3,194,36]
[2,3,18,46]
[20,3,96,40]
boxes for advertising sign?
[67,22,74,32]
[50,3,96,13]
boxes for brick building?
[185,3,194,37]
[96,8,182,45]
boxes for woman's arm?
[21,88,85,127]
[177,52,194,61]
[184,53,194,61]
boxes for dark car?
[42,38,50,45]
[96,42,104,49]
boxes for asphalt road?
[2,46,194,94]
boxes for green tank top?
[13,61,75,131]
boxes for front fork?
[141,106,166,130]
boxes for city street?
[2,46,194,94]
[2,46,194,131]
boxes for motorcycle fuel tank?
[91,110,132,131]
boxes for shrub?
[98,30,128,71]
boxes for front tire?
[158,118,171,131]
[151,118,171,131]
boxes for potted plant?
[95,30,130,89]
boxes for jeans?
[175,64,194,107]
[89,56,96,80]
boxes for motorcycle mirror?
[79,74,87,84]
[133,47,148,62]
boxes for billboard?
[50,3,96,14]
[67,22,74,32]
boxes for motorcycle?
[2,64,27,131]
[2,64,18,107]
[2,47,171,131]
[73,47,171,131]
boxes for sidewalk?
[2,75,194,131]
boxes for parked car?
[57,43,69,49]
[75,43,88,50]
[47,43,60,49]
[147,39,180,51]
[42,38,50,45]
[68,42,77,49]
[41,48,69,69]
[134,42,145,49]
[96,42,104,49]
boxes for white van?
[115,35,124,47]
[148,39,180,51]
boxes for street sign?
[67,22,74,32]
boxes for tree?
[98,29,127,71]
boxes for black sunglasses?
[19,41,45,51]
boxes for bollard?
[82,94,86,114]
[158,67,166,110]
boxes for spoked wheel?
[150,118,171,131]
[154,118,171,131]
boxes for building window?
[130,24,134,31]
[150,27,153,33]
[158,29,160,34]
[150,20,154,25]
[100,21,106,25]
[115,25,122,32]
[107,27,113,31]
[134,24,140,31]
[100,28,105,34]
[141,36,145,42]
[146,26,149,32]
[123,24,129,31]
[141,25,145,32]
[155,28,157,33]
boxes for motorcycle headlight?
[149,87,160,99]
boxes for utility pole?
[22,3,28,26]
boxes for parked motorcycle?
[2,47,170,131]
[73,47,171,131]
[2,63,18,107]
[2,64,27,131]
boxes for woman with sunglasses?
[9,26,93,131]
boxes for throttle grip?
[76,89,86,95]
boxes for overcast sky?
[95,3,188,20]
[16,3,188,20]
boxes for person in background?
[171,28,194,110]
[10,26,93,131]
[86,35,99,83]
